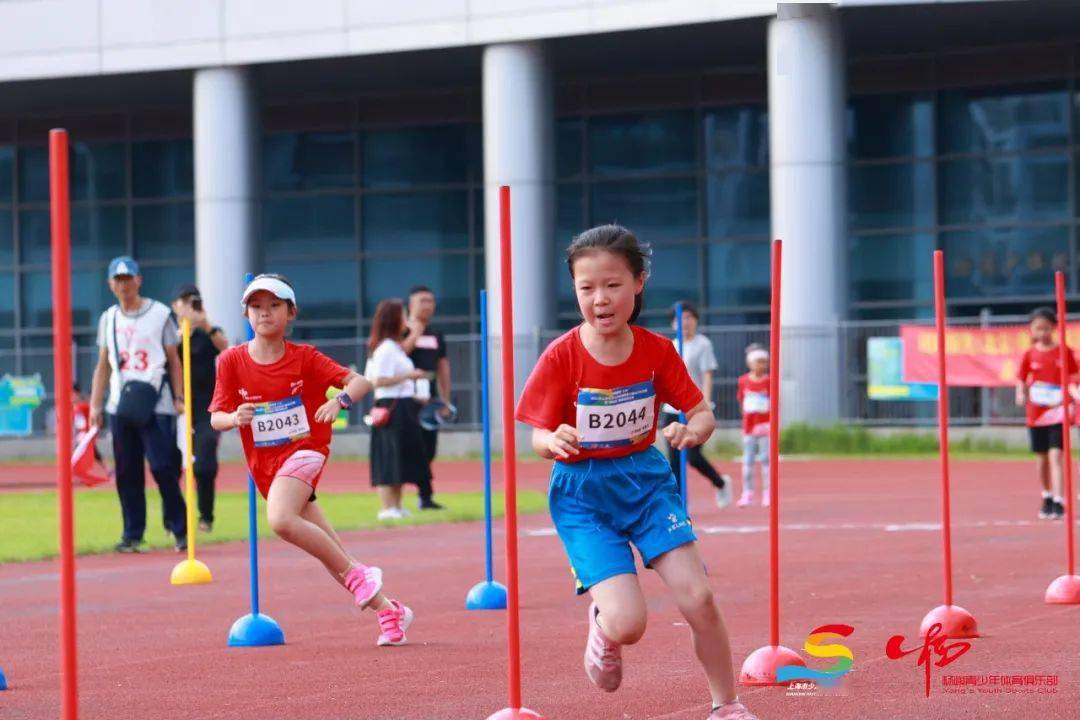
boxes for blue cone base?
[0,666,7,691]
[466,580,508,610]
[228,613,285,647]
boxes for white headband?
[747,349,769,362]
[241,276,296,308]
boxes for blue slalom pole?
[466,289,507,610]
[228,273,285,646]
[675,302,689,512]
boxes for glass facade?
[2,45,1079,405]
[261,110,484,351]
[555,104,771,328]
[848,79,1079,319]
[0,114,194,391]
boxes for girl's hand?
[663,421,701,450]
[547,424,581,460]
[314,398,342,424]
[234,403,256,428]
[1015,389,1026,407]
[407,369,428,380]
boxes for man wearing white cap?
[89,256,187,553]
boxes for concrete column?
[483,42,555,451]
[194,67,257,343]
[483,41,555,340]
[768,3,847,423]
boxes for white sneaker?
[377,508,400,521]
[715,483,732,509]
[396,507,412,518]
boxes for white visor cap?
[746,349,769,363]
[241,276,296,308]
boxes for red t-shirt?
[515,325,703,462]
[736,373,770,436]
[209,342,350,496]
[1016,345,1079,427]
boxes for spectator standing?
[89,256,187,552]
[172,284,229,532]
[367,299,431,520]
[401,285,448,510]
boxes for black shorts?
[1029,425,1064,453]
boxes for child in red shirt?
[209,273,413,646]
[1015,306,1079,521]
[516,225,757,720]
[735,344,770,508]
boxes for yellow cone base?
[171,559,213,585]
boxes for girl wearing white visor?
[209,273,414,646]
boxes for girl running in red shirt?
[209,274,413,646]
[1015,306,1079,521]
[516,226,757,720]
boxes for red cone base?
[920,604,979,639]
[739,644,805,686]
[485,708,545,720]
[1045,575,1080,604]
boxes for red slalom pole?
[50,128,78,720]
[919,250,978,638]
[486,186,543,720]
[1045,271,1080,603]
[739,239,802,686]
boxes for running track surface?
[2,457,1079,719]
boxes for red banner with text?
[900,324,1080,387]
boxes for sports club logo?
[777,624,855,688]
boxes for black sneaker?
[1040,497,1054,519]
[115,539,145,554]
[175,534,188,552]
[1052,500,1065,520]
[418,499,445,511]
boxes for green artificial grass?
[0,488,548,563]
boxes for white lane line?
[526,518,1075,538]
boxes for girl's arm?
[662,399,716,450]
[211,404,255,432]
[314,372,375,423]
[702,370,714,410]
[1015,381,1026,407]
[531,424,581,460]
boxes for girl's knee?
[266,509,296,540]
[599,607,647,645]
[677,582,718,619]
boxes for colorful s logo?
[777,624,855,687]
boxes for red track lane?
[2,457,1079,719]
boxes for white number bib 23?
[252,395,311,447]
[1030,382,1063,408]
[576,381,655,449]
[743,391,769,414]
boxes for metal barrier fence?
[1,314,1034,436]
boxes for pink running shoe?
[343,564,383,609]
[736,490,755,507]
[761,491,771,508]
[584,603,622,692]
[708,699,758,720]
[376,599,414,647]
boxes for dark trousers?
[192,419,220,524]
[661,412,727,490]
[110,413,186,543]
[418,415,438,502]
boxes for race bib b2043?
[576,381,655,449]
[252,395,311,447]
[1030,382,1063,408]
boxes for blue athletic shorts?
[548,445,696,594]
